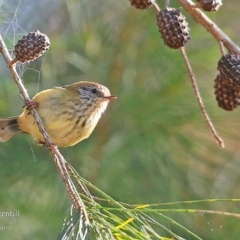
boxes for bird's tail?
[0,117,21,142]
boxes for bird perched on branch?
[0,81,116,147]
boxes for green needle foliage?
[57,166,240,240]
[58,168,199,239]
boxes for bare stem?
[0,34,90,225]
[177,0,240,55]
[218,40,226,56]
[165,0,170,8]
[180,47,224,148]
[66,164,92,199]
[152,1,160,12]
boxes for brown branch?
[0,34,90,225]
[177,0,240,55]
[180,47,224,147]
[150,0,226,146]
[152,1,160,12]
[218,40,226,56]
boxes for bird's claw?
[24,101,39,110]
[45,142,58,154]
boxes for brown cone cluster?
[215,53,240,111]
[214,74,240,111]
[218,53,240,88]
[157,8,190,49]
[129,0,153,9]
[198,0,222,12]
[13,30,50,64]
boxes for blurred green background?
[0,0,240,239]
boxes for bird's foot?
[24,101,39,110]
[45,142,59,155]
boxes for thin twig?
[180,47,224,147]
[66,163,93,199]
[52,152,90,225]
[0,34,90,225]
[0,35,52,144]
[165,0,170,8]
[152,1,160,12]
[177,0,240,55]
[218,40,226,56]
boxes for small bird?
[0,81,116,147]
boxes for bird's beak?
[102,95,117,101]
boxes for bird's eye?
[91,88,98,94]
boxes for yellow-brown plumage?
[0,81,116,147]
